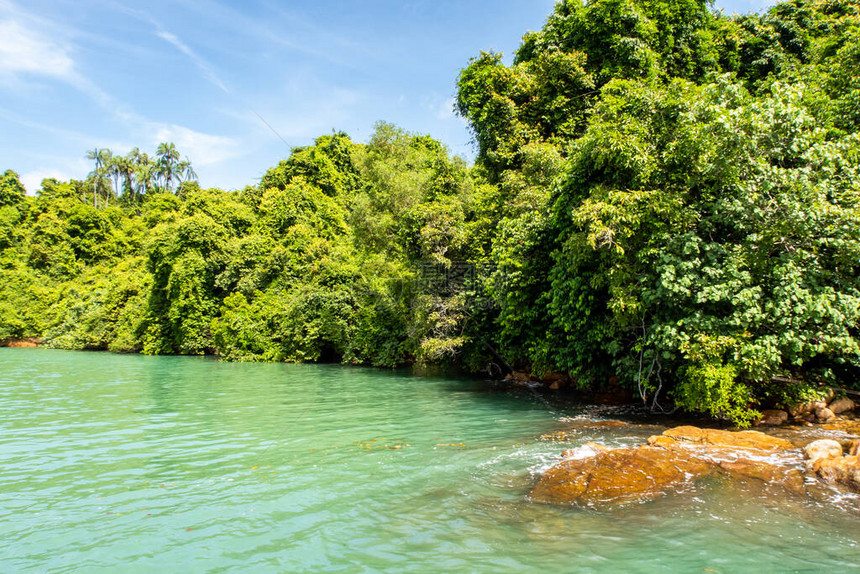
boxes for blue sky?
[1,0,775,193]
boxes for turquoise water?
[1,348,859,573]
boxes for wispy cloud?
[155,29,230,94]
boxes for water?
[1,348,859,572]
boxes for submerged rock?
[532,425,805,508]
[529,445,713,507]
[716,459,806,495]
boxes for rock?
[661,426,793,452]
[820,419,860,435]
[815,455,860,492]
[560,442,611,459]
[5,339,38,348]
[790,400,826,417]
[815,407,836,422]
[582,441,612,454]
[529,446,713,507]
[647,435,680,449]
[823,388,836,404]
[505,371,533,384]
[803,439,843,463]
[756,409,789,426]
[850,440,860,457]
[543,372,569,390]
[828,397,856,415]
[540,420,630,441]
[717,459,806,495]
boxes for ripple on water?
[1,348,860,572]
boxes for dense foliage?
[2,0,859,424]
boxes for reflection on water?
[1,348,858,572]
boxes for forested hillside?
[2,0,859,425]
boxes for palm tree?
[134,155,155,197]
[156,142,180,193]
[86,147,103,207]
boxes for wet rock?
[505,371,533,385]
[542,372,569,390]
[716,460,806,495]
[815,407,836,423]
[820,419,860,435]
[530,446,713,507]
[660,426,793,452]
[647,435,681,449]
[560,442,611,459]
[815,455,860,492]
[803,439,843,463]
[828,397,856,415]
[850,440,860,457]
[756,409,789,426]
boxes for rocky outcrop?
[529,445,713,507]
[531,425,801,508]
[659,426,793,451]
[2,338,40,348]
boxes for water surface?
[1,349,858,572]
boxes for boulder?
[661,426,793,452]
[803,439,843,463]
[815,455,860,492]
[815,407,836,422]
[756,409,789,426]
[530,446,713,507]
[828,397,855,415]
[790,400,826,417]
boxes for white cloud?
[150,123,241,166]
[0,19,74,80]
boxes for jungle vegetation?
[2,0,859,425]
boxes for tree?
[0,170,26,207]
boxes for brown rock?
[815,455,860,492]
[661,426,793,452]
[582,441,612,454]
[756,409,789,426]
[803,439,843,463]
[790,400,827,417]
[828,397,856,415]
[850,440,860,457]
[5,340,38,348]
[647,435,680,449]
[560,442,611,459]
[505,371,533,384]
[816,407,836,422]
[717,460,806,495]
[530,446,713,507]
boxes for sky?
[1,0,776,194]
